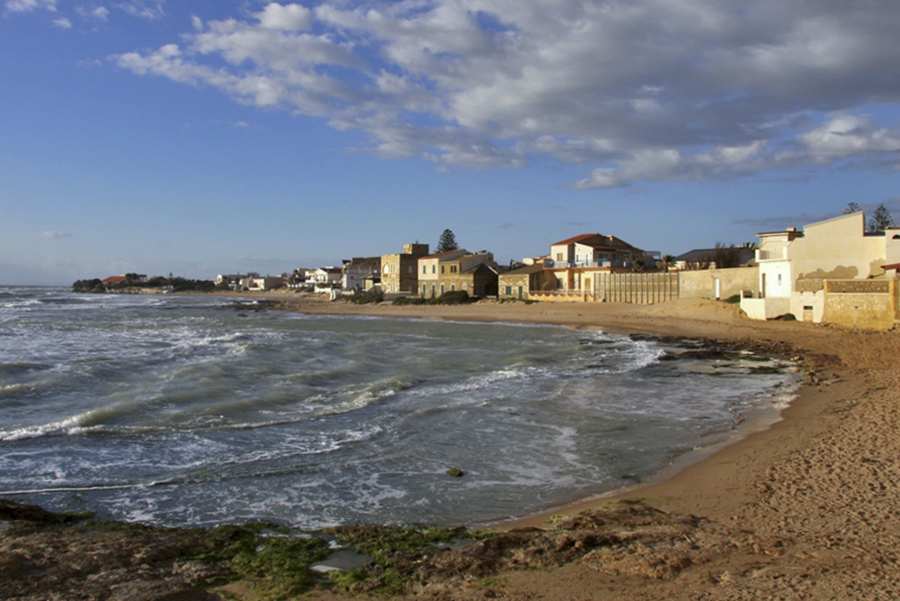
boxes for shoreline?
[259,295,817,529]
[6,290,899,600]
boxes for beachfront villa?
[741,211,900,329]
[543,233,659,293]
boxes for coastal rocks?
[0,550,27,579]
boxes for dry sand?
[266,294,900,600]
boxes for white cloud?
[115,0,163,20]
[5,0,57,12]
[52,16,70,28]
[77,5,110,21]
[113,0,900,187]
[256,3,312,31]
[39,231,72,239]
[796,114,900,163]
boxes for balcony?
[756,248,787,261]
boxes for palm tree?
[633,257,645,273]
[661,254,676,273]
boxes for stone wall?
[678,267,759,300]
[790,279,898,330]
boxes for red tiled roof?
[551,233,599,246]
[102,276,127,284]
[551,233,637,250]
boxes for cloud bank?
[113,0,900,187]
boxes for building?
[247,275,284,291]
[310,267,343,293]
[498,264,548,300]
[285,269,309,288]
[418,250,499,298]
[342,257,382,292]
[544,233,656,293]
[672,247,755,271]
[740,211,900,328]
[381,243,430,294]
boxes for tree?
[713,242,742,269]
[632,257,645,273]
[661,254,676,273]
[435,229,459,253]
[867,203,896,233]
[843,202,862,214]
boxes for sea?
[0,287,799,530]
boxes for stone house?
[418,250,499,298]
[498,264,548,300]
[381,243,430,294]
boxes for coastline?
[261,295,818,523]
[5,291,899,600]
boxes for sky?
[3,0,900,285]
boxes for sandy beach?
[2,293,898,600]
[264,294,900,600]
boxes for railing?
[544,259,632,269]
[756,248,786,261]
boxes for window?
[505,286,512,296]
[556,253,563,261]
[451,284,456,291]
[441,265,445,274]
[384,265,390,274]
[391,265,397,273]
[450,265,457,273]
[432,265,436,274]
[440,284,445,295]
[423,265,427,274]
[422,284,427,296]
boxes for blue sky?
[3,0,900,285]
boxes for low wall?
[679,267,758,300]
[740,296,790,320]
[529,290,594,303]
[819,279,897,330]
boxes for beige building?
[741,211,900,328]
[418,250,499,298]
[381,243,429,294]
[498,264,548,300]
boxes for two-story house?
[418,250,499,298]
[544,233,653,292]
